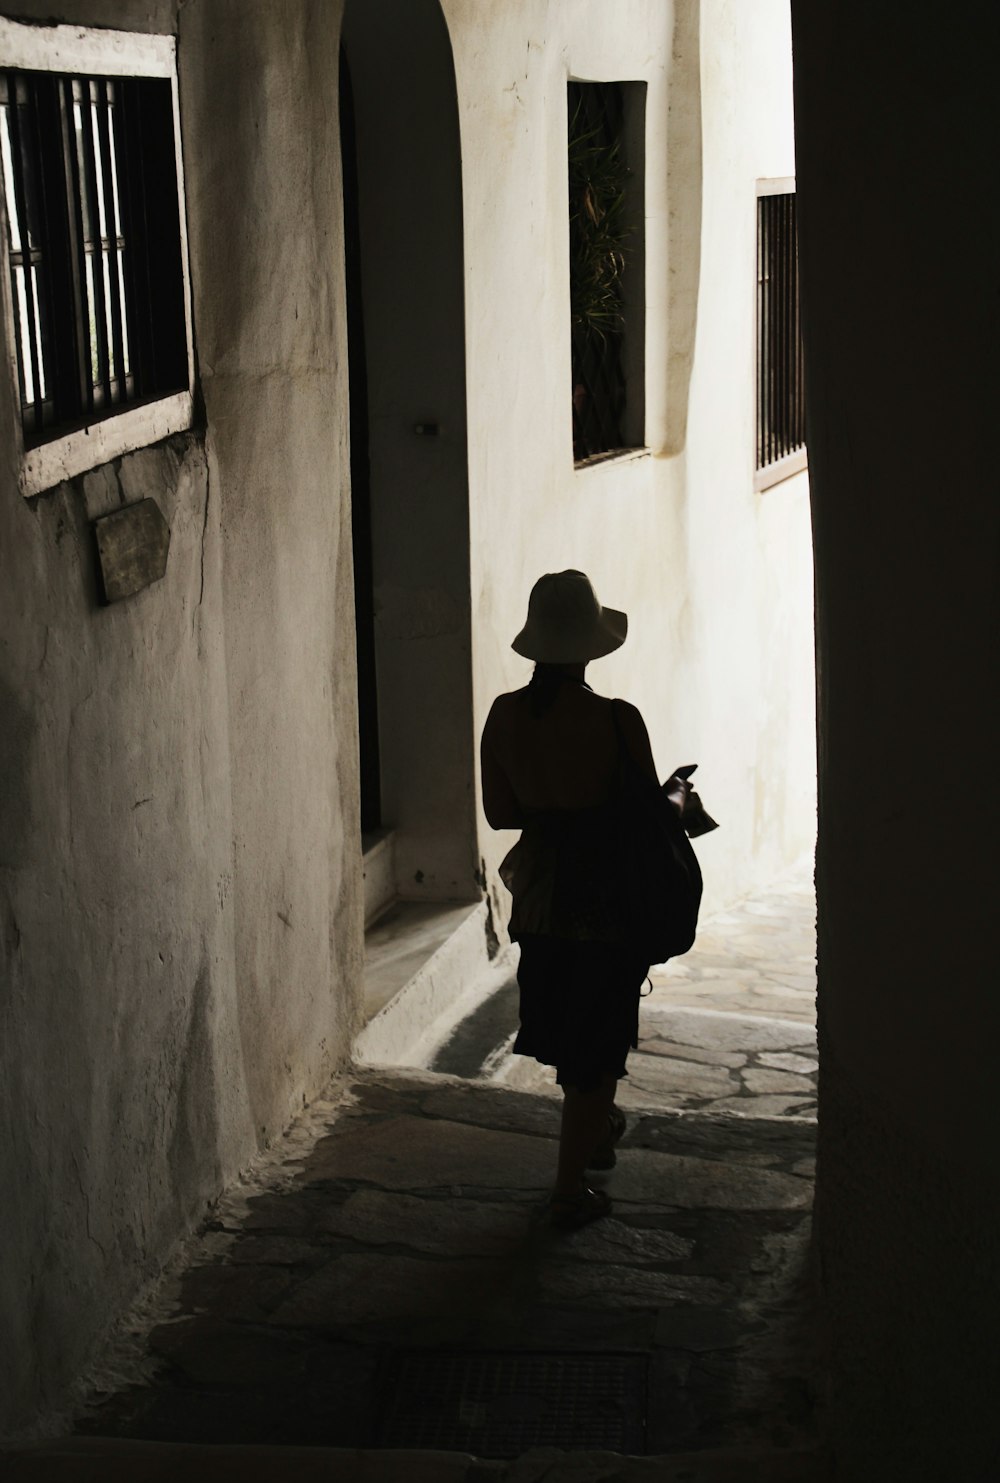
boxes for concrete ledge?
[0,1439,475,1483]
[355,900,492,1065]
[0,1440,830,1482]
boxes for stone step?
[357,900,503,1065]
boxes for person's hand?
[665,775,692,816]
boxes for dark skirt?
[513,933,650,1092]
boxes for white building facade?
[0,0,813,1434]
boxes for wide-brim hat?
[512,570,628,663]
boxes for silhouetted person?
[481,570,688,1227]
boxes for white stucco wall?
[0,0,360,1435]
[442,0,815,926]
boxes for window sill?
[754,446,807,492]
[574,446,650,473]
[19,390,193,497]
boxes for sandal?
[550,1184,612,1231]
[586,1104,628,1172]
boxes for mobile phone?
[672,764,698,779]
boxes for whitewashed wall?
[443,0,815,925]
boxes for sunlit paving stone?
[758,1052,818,1075]
[475,871,819,1117]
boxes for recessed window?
[755,179,806,490]
[568,79,645,467]
[0,19,193,496]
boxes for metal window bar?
[74,76,111,408]
[93,79,129,401]
[1,72,52,435]
[61,75,133,416]
[568,81,628,463]
[93,78,123,397]
[2,68,183,448]
[756,191,805,473]
[757,196,766,468]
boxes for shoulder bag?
[610,701,704,965]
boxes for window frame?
[567,76,647,470]
[0,17,194,498]
[754,176,807,492]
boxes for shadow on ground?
[70,1069,823,1470]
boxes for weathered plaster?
[0,424,245,1433]
[0,0,359,1436]
[178,0,359,1154]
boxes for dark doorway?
[339,48,381,834]
[339,0,477,904]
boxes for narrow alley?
[7,883,826,1480]
[3,2,995,1476]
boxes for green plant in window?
[568,102,631,340]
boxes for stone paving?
[647,876,816,1025]
[68,1068,823,1475]
[444,874,818,1120]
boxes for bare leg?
[555,1073,618,1201]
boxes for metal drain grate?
[376,1350,647,1458]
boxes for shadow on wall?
[0,675,34,872]
[662,0,702,455]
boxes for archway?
[340,0,478,939]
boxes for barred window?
[755,180,806,490]
[0,21,192,497]
[568,79,645,467]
